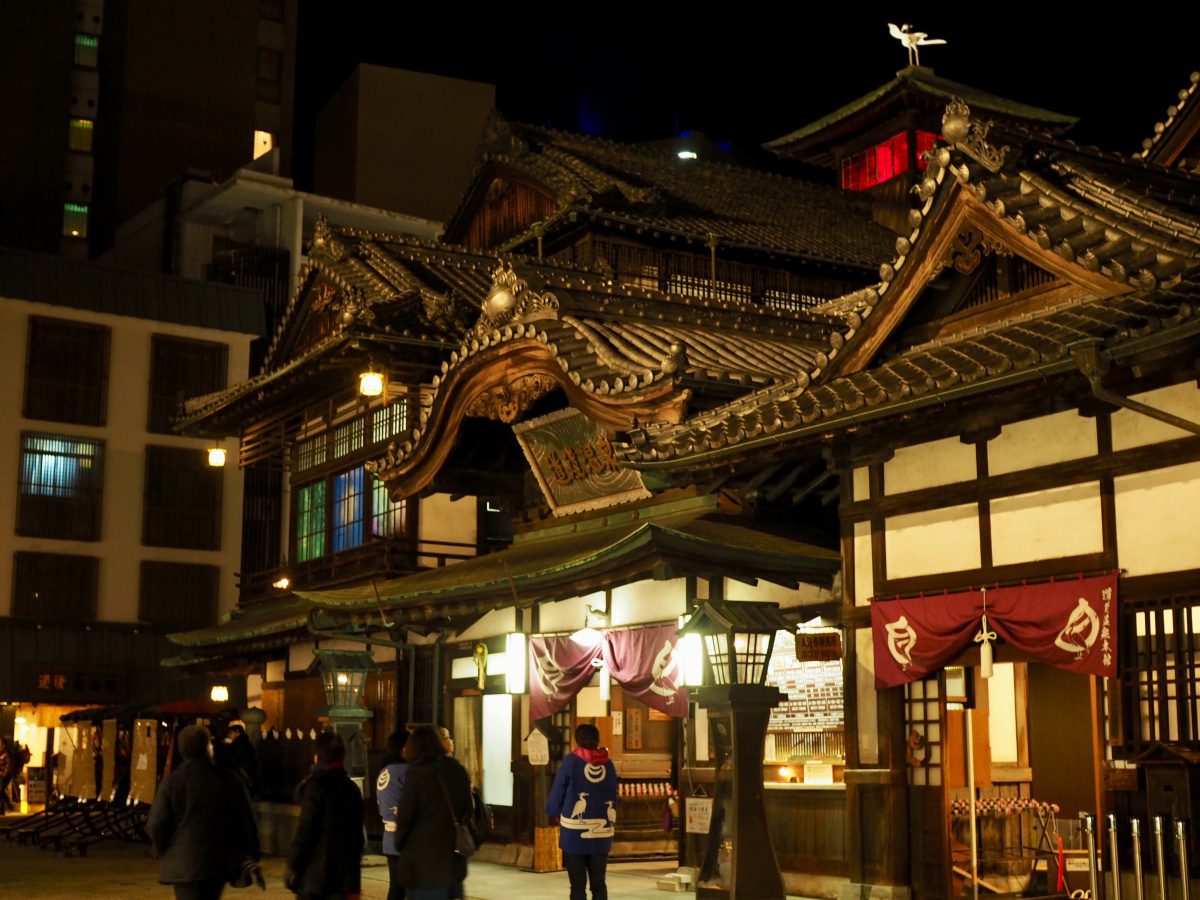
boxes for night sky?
[294,7,1197,188]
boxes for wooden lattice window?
[12,551,98,621]
[139,561,219,630]
[906,675,944,786]
[147,335,228,433]
[17,432,105,540]
[1118,596,1200,752]
[841,131,938,191]
[142,446,223,550]
[24,316,111,426]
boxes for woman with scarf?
[546,723,619,900]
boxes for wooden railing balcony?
[237,536,494,606]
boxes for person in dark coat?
[376,728,409,900]
[546,723,619,900]
[392,724,474,900]
[147,724,260,900]
[217,723,257,795]
[286,731,365,900]
[0,738,13,814]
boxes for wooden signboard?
[26,767,47,806]
[513,409,650,517]
[130,719,159,805]
[795,631,843,661]
[101,718,117,800]
[685,797,713,834]
[528,729,550,767]
[624,708,644,750]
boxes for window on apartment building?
[62,202,89,238]
[1117,595,1200,752]
[73,33,99,68]
[147,335,229,433]
[11,551,99,621]
[139,561,219,631]
[24,316,110,426]
[68,118,94,152]
[17,433,105,540]
[257,48,282,103]
[143,446,222,550]
[840,130,938,191]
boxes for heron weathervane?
[888,23,947,67]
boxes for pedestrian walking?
[376,728,409,900]
[147,724,260,900]
[391,724,474,900]
[286,730,364,900]
[217,723,257,795]
[0,737,13,814]
[546,723,619,900]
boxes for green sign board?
[513,409,651,517]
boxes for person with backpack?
[391,724,474,900]
[546,723,619,900]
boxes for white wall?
[990,482,1103,566]
[1116,461,1200,575]
[853,521,873,604]
[611,578,685,625]
[884,436,976,494]
[1112,383,1200,452]
[417,493,478,567]
[885,504,980,580]
[988,411,1097,475]
[0,297,253,621]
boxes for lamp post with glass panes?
[678,601,790,900]
[307,649,378,780]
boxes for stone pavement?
[0,821,681,899]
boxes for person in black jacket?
[286,731,364,900]
[393,724,474,900]
[147,725,260,900]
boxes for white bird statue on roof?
[888,23,947,67]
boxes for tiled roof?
[1138,70,1200,163]
[621,282,1200,468]
[618,106,1200,470]
[765,66,1076,155]
[446,116,896,268]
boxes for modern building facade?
[0,0,297,259]
[0,247,262,763]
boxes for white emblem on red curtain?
[1054,598,1101,658]
[647,640,680,699]
[885,616,917,668]
[604,624,690,718]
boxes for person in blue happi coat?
[546,722,619,900]
[376,728,409,900]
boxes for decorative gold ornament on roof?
[941,98,1009,173]
[476,263,559,335]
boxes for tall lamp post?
[307,649,378,779]
[678,601,790,900]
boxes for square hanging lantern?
[307,649,378,711]
[677,601,791,687]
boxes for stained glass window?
[296,481,326,562]
[332,466,365,552]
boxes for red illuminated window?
[841,131,939,190]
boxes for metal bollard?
[1155,817,1169,900]
[1176,820,1190,900]
[1110,814,1123,900]
[1085,813,1104,900]
[1133,819,1146,900]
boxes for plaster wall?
[987,663,1019,764]
[884,436,976,494]
[885,504,980,580]
[417,493,477,567]
[853,521,873,604]
[990,482,1103,566]
[852,466,869,502]
[1112,382,1200,451]
[1116,461,1200,575]
[988,410,1097,475]
[611,577,685,626]
[456,607,517,642]
[724,577,830,610]
[855,627,878,765]
[538,593,599,634]
[0,297,252,621]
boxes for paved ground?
[0,815,687,899]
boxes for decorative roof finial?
[888,23,947,68]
